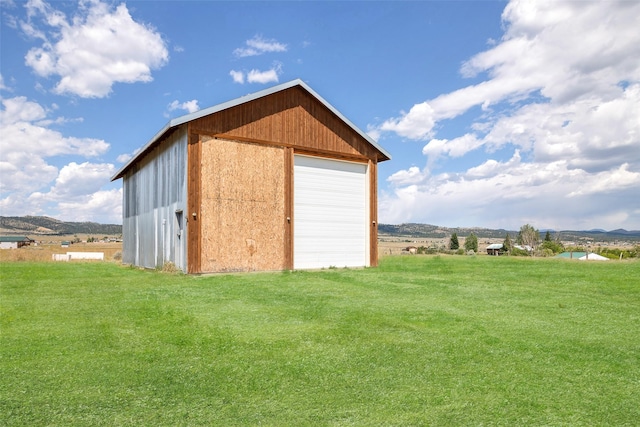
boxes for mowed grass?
[1,256,639,426]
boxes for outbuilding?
[486,243,504,256]
[0,236,33,249]
[111,80,391,273]
[555,251,609,261]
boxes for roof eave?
[293,80,392,162]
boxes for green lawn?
[1,256,639,426]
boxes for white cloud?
[229,70,245,84]
[21,0,169,98]
[0,95,119,222]
[42,161,116,200]
[0,153,58,194]
[0,95,46,124]
[54,188,122,223]
[381,151,640,230]
[387,166,426,186]
[247,67,280,84]
[377,0,640,229]
[233,35,287,58]
[1,160,121,223]
[23,186,122,223]
[116,153,131,163]
[167,99,199,114]
[465,150,522,179]
[379,102,436,140]
[230,63,283,85]
[422,134,484,162]
[24,161,118,221]
[230,35,286,85]
[115,147,140,164]
[566,163,640,197]
[0,96,109,194]
[378,1,640,143]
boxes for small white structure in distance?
[53,252,104,261]
[578,253,609,261]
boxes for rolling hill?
[0,216,122,236]
[1,216,638,243]
[378,223,640,243]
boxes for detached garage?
[111,79,390,273]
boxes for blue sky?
[1,0,639,231]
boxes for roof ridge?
[112,79,390,181]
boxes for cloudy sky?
[1,0,638,231]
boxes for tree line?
[407,224,640,258]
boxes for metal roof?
[486,244,504,249]
[555,252,587,258]
[111,79,391,181]
[0,236,33,242]
[555,252,609,261]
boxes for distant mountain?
[2,216,637,242]
[378,223,516,239]
[557,228,640,240]
[609,228,640,236]
[379,223,640,242]
[0,216,122,236]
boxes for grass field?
[1,256,639,426]
[0,241,122,263]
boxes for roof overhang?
[111,79,391,181]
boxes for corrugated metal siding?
[122,127,188,271]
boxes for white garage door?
[294,155,369,269]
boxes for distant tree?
[503,233,514,253]
[449,233,459,250]
[510,246,531,257]
[464,233,478,253]
[544,231,552,242]
[540,239,564,255]
[517,224,540,255]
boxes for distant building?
[0,236,33,249]
[555,252,609,261]
[577,253,608,261]
[486,243,503,256]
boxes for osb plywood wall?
[200,137,286,272]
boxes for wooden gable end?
[189,86,382,161]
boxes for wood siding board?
[293,148,369,163]
[113,80,389,183]
[190,87,378,161]
[284,147,294,270]
[369,160,379,267]
[187,131,202,273]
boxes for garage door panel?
[294,155,368,270]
